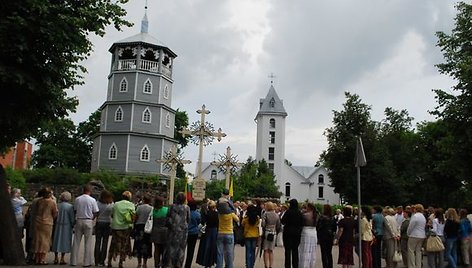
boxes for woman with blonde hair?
[444,208,460,268]
[262,201,281,268]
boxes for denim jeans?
[446,237,458,268]
[216,233,234,268]
[245,238,257,268]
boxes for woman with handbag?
[262,202,281,268]
[383,208,401,268]
[426,208,445,268]
[132,194,153,268]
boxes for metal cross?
[179,104,226,200]
[268,73,276,85]
[156,145,191,205]
[212,146,242,190]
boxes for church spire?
[141,0,149,33]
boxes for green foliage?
[4,167,26,191]
[433,2,472,183]
[0,0,131,151]
[232,158,281,201]
[205,179,226,200]
[22,167,88,185]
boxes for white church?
[202,84,341,204]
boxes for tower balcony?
[115,59,172,77]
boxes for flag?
[229,176,234,197]
[184,175,192,202]
[355,136,367,167]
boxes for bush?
[4,167,26,190]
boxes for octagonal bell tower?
[91,9,178,175]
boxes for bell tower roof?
[257,85,288,118]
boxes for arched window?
[211,170,217,180]
[165,113,171,128]
[115,106,123,122]
[140,145,150,161]
[119,78,128,92]
[269,97,275,108]
[109,143,117,159]
[318,174,324,184]
[163,84,169,99]
[269,118,275,128]
[143,79,152,94]
[142,107,151,123]
[285,182,291,197]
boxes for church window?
[140,145,150,162]
[119,78,128,92]
[109,143,117,159]
[269,98,275,108]
[163,85,169,99]
[318,186,324,199]
[115,106,123,122]
[268,163,274,171]
[142,107,151,123]
[268,147,275,160]
[285,182,291,197]
[318,174,324,184]
[211,170,217,180]
[269,118,275,128]
[269,131,275,144]
[143,79,152,94]
[165,113,171,128]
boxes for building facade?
[91,15,178,175]
[0,141,32,170]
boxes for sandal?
[60,261,67,265]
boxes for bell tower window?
[269,131,275,144]
[142,107,151,123]
[140,145,150,162]
[268,147,275,160]
[143,79,152,94]
[115,106,123,122]
[163,85,169,99]
[119,78,128,92]
[269,118,275,128]
[269,98,275,108]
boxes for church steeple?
[141,1,149,33]
[256,84,288,118]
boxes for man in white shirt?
[70,184,99,267]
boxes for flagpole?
[355,136,367,268]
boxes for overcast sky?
[71,0,460,173]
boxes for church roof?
[256,85,288,117]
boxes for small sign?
[192,178,206,201]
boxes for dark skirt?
[132,224,152,259]
[338,241,354,265]
[108,229,132,262]
[196,227,217,267]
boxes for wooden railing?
[116,59,171,77]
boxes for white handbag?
[144,211,153,234]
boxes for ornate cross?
[212,146,242,190]
[156,145,191,205]
[179,104,226,200]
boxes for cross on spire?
[141,0,149,33]
[268,73,276,85]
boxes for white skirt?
[298,226,317,268]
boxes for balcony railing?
[116,59,171,77]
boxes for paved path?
[4,238,364,268]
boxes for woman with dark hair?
[165,192,190,268]
[281,199,303,268]
[196,199,218,268]
[400,208,412,268]
[242,205,260,268]
[336,206,356,268]
[33,187,58,265]
[360,206,374,268]
[107,191,135,268]
[317,204,336,268]
[133,194,153,268]
[184,199,201,268]
[94,189,114,266]
[299,202,319,268]
[151,196,169,268]
[427,208,445,268]
[52,191,75,265]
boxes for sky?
[70,0,460,173]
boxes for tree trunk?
[0,164,26,265]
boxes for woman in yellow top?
[361,206,374,268]
[242,205,260,268]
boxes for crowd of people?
[6,183,472,268]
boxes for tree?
[174,109,190,180]
[0,0,132,152]
[433,2,472,182]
